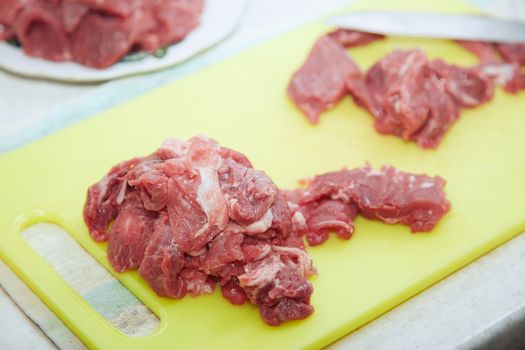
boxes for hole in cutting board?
[21,223,160,336]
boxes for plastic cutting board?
[1,1,525,349]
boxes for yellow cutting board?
[1,1,525,349]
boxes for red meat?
[84,136,316,326]
[456,40,500,64]
[64,0,142,17]
[288,36,361,123]
[0,24,13,40]
[69,10,156,69]
[1,0,203,68]
[327,28,384,48]
[430,59,494,108]
[146,0,204,48]
[346,49,498,148]
[495,43,525,66]
[61,2,88,33]
[107,191,157,272]
[0,0,25,26]
[83,157,141,241]
[139,212,186,298]
[287,165,450,239]
[15,2,71,61]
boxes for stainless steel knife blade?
[326,11,525,43]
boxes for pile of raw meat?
[84,136,450,325]
[0,0,203,68]
[288,29,525,148]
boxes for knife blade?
[325,11,525,43]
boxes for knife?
[326,11,525,43]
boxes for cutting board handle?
[0,210,155,349]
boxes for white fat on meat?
[194,166,228,237]
[159,138,190,158]
[238,254,284,288]
[291,211,306,230]
[243,208,274,234]
[272,246,317,278]
[115,180,127,205]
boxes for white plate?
[0,0,246,82]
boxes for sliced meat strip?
[69,10,156,69]
[64,0,143,17]
[430,59,494,108]
[288,165,450,239]
[139,212,186,298]
[455,40,500,64]
[0,24,13,40]
[107,191,158,272]
[219,160,278,226]
[15,3,71,61]
[83,157,142,241]
[495,43,525,66]
[145,0,204,48]
[410,73,459,149]
[128,158,169,211]
[288,36,361,123]
[61,2,89,33]
[0,0,25,26]
[327,28,384,48]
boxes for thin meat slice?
[146,0,204,48]
[455,40,524,93]
[219,160,278,227]
[70,10,155,69]
[495,43,525,66]
[107,191,157,272]
[0,0,25,26]
[64,0,142,17]
[16,4,71,61]
[355,49,431,140]
[221,278,248,305]
[203,226,244,274]
[430,59,494,108]
[239,246,316,326]
[349,166,450,232]
[0,24,13,40]
[139,212,186,298]
[346,49,496,148]
[289,165,450,239]
[83,157,142,241]
[128,158,169,211]
[327,28,384,48]
[61,2,89,33]
[477,63,523,94]
[288,36,361,123]
[285,191,358,246]
[456,40,500,64]
[160,138,229,255]
[410,73,459,148]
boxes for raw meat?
[327,29,384,48]
[286,165,450,244]
[1,0,203,68]
[0,24,13,40]
[346,49,473,148]
[455,40,525,93]
[287,36,361,123]
[289,30,524,149]
[84,136,316,326]
[495,43,525,66]
[456,40,499,64]
[16,2,71,61]
[429,59,493,108]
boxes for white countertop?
[1,1,524,349]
